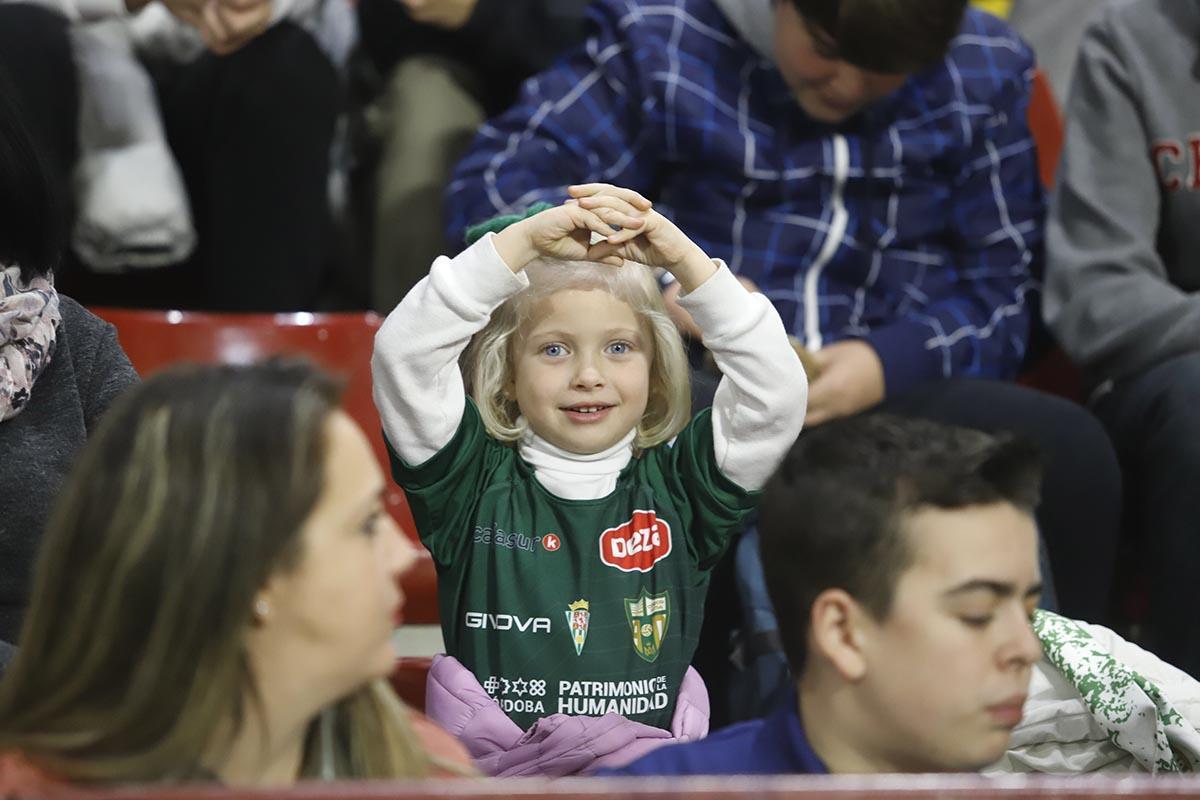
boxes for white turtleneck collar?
[518,425,635,501]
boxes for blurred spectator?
[0,3,78,228]
[356,0,588,310]
[0,63,137,645]
[0,0,340,312]
[0,362,472,785]
[1044,0,1200,678]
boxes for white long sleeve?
[678,264,808,492]
[372,234,527,465]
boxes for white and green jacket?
[990,611,1200,774]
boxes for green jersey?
[390,400,758,731]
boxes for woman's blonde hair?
[0,362,463,783]
[464,258,691,451]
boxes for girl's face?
[512,289,652,455]
[249,411,416,703]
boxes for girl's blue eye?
[608,341,631,355]
[543,344,567,357]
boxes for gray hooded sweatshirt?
[1044,0,1200,392]
[711,0,773,60]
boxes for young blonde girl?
[372,184,806,772]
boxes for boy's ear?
[809,588,871,682]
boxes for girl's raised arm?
[372,235,529,465]
[679,270,807,491]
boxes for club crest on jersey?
[599,510,672,573]
[625,588,670,663]
[565,599,590,656]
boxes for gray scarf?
[0,265,61,421]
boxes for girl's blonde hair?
[0,362,466,783]
[464,258,691,451]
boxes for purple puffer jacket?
[425,654,710,776]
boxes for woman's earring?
[254,598,270,622]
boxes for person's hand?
[199,0,273,55]
[663,274,760,340]
[399,0,477,30]
[491,199,647,272]
[789,336,823,381]
[805,339,885,426]
[159,0,207,31]
[568,184,716,292]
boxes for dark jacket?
[612,691,827,775]
[0,296,137,642]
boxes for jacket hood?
[711,0,776,62]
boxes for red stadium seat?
[1028,68,1063,192]
[390,656,432,712]
[1018,69,1085,404]
[90,308,438,625]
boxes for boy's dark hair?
[788,0,969,74]
[758,414,1041,674]
[0,64,64,283]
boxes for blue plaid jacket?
[445,1,1044,395]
